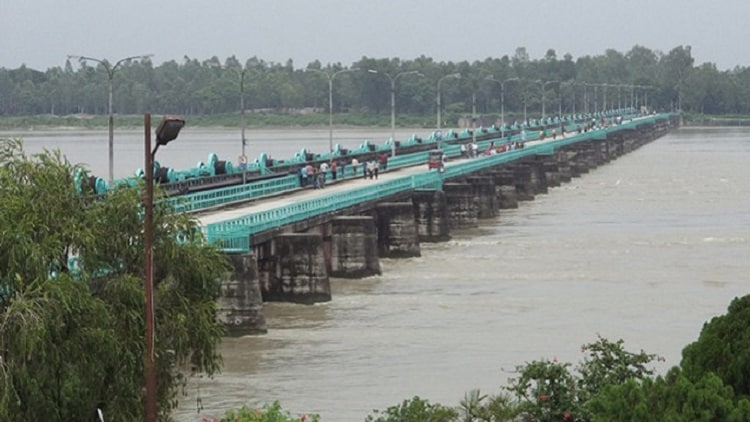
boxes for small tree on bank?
[0,139,230,421]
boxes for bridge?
[170,110,678,335]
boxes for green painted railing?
[203,113,674,251]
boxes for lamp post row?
[69,54,652,177]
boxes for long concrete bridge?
[188,111,678,335]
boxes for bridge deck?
[192,113,672,250]
[195,136,551,226]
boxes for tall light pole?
[538,80,559,121]
[485,76,519,138]
[367,69,423,156]
[436,73,460,139]
[212,62,250,162]
[143,114,184,422]
[68,54,152,183]
[307,67,359,156]
[238,67,249,160]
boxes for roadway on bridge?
[194,134,558,227]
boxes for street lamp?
[436,73,460,145]
[537,80,559,121]
[68,54,152,183]
[367,69,423,156]
[211,62,250,162]
[143,114,184,422]
[307,67,359,156]
[485,76,519,138]
[238,68,248,160]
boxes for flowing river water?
[8,126,750,421]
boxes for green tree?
[681,294,750,398]
[365,396,458,422]
[589,367,750,421]
[0,139,229,421]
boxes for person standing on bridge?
[305,164,314,187]
[350,158,359,179]
[299,166,308,187]
[331,160,338,180]
[379,153,388,171]
[319,161,328,188]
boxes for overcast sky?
[2,0,748,72]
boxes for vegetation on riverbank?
[218,296,750,421]
[0,112,437,131]
[2,111,750,133]
[5,45,750,129]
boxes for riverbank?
[4,112,749,133]
[0,112,434,132]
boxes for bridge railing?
[169,174,299,213]
[202,113,674,250]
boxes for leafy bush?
[219,400,319,422]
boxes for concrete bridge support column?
[493,168,518,210]
[540,157,561,188]
[610,137,625,158]
[525,161,549,195]
[259,233,331,304]
[412,190,450,242]
[584,143,601,171]
[599,139,614,164]
[443,182,479,229]
[623,134,639,153]
[375,202,422,258]
[218,252,267,336]
[330,216,381,278]
[512,165,535,201]
[468,176,498,218]
[555,151,573,183]
[569,146,591,177]
[491,169,519,209]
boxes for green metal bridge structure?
[193,113,676,253]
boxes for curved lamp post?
[537,80,559,121]
[367,69,423,156]
[485,76,519,137]
[211,62,250,164]
[68,54,152,182]
[143,114,184,422]
[436,73,460,137]
[307,67,359,155]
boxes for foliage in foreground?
[0,139,231,421]
[357,296,750,422]
[228,303,750,422]
[216,400,319,422]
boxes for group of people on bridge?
[298,152,389,188]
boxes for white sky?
[1,0,747,71]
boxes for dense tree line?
[2,45,750,121]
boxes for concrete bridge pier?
[218,252,267,336]
[468,176,499,218]
[375,202,422,258]
[443,182,479,229]
[553,150,573,183]
[258,233,331,304]
[412,190,451,242]
[329,216,381,278]
[567,146,591,177]
[512,165,535,201]
[540,157,562,188]
[492,169,519,209]
[600,139,615,164]
[526,161,549,195]
[584,141,606,171]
